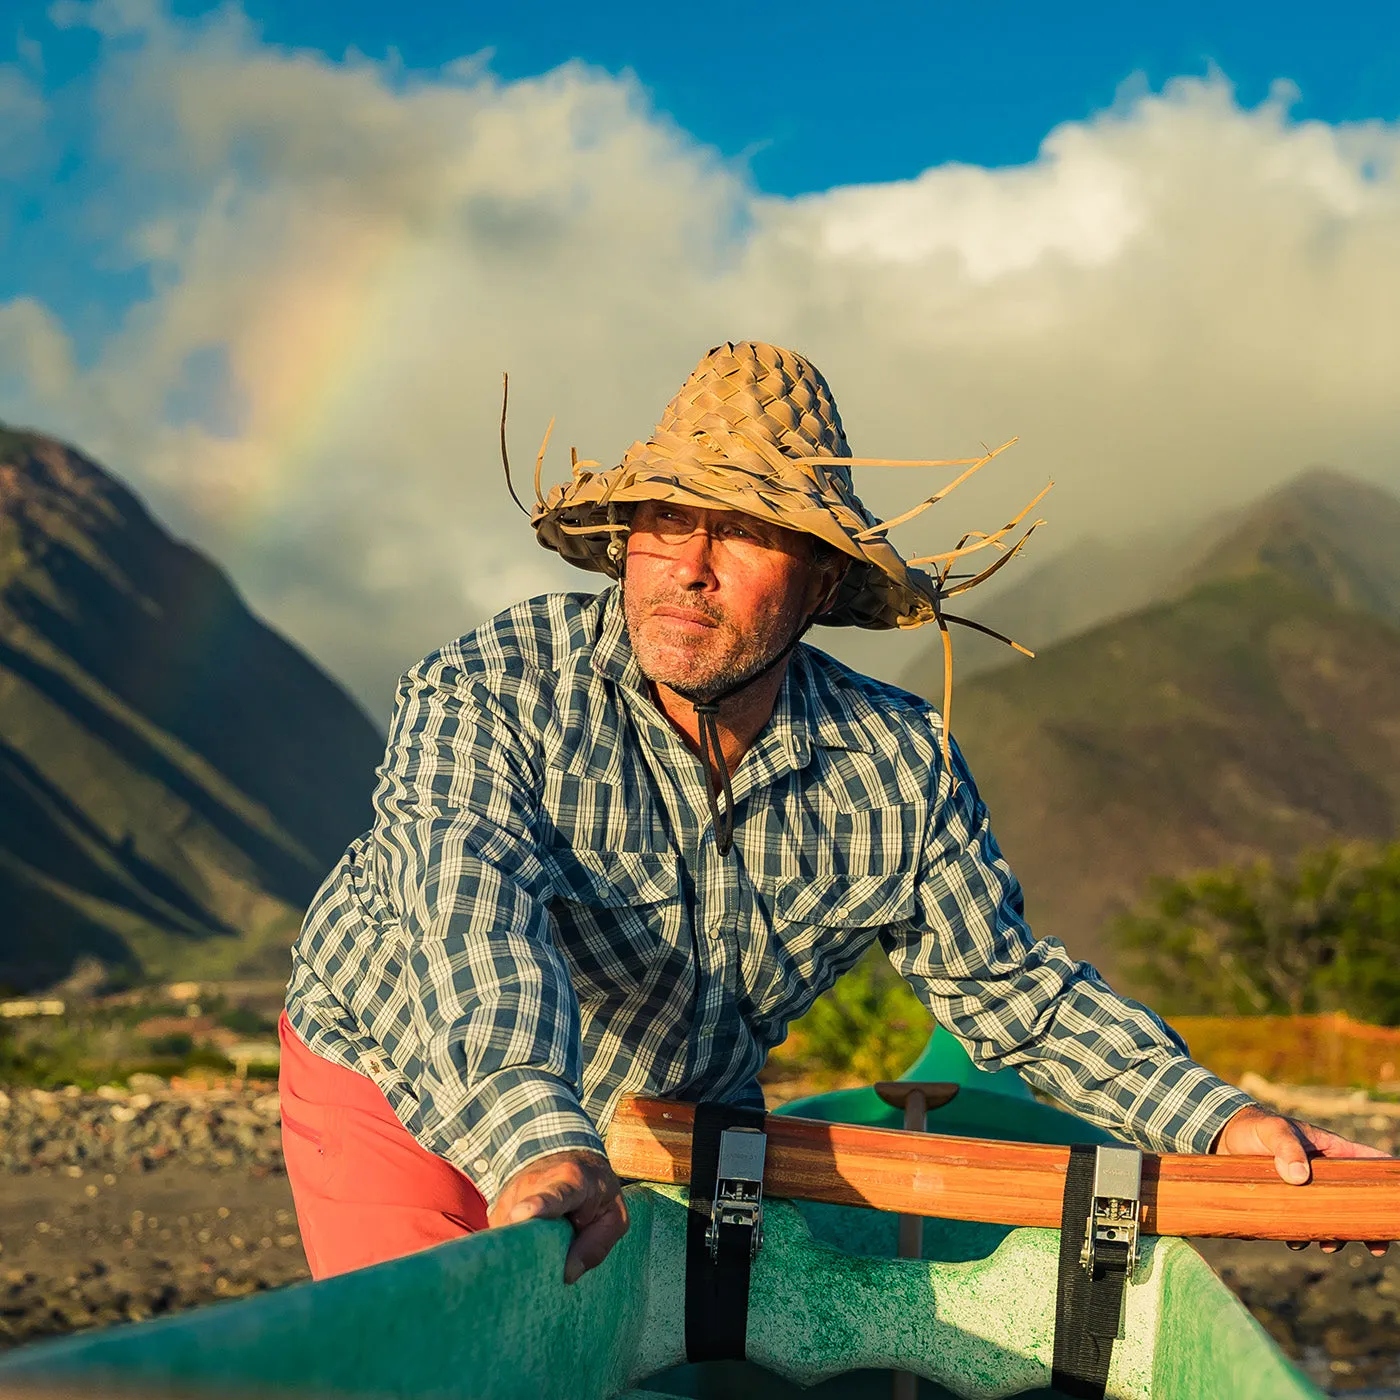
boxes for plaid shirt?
[286,588,1252,1206]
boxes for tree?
[1115,842,1400,1025]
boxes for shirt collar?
[590,587,647,693]
[790,643,877,756]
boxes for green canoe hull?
[0,1184,1317,1399]
[0,1030,1321,1399]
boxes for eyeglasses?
[633,505,781,552]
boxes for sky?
[2,1,1399,717]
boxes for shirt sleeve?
[370,654,605,1207]
[880,737,1255,1154]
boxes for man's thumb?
[1274,1129,1312,1185]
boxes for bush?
[216,1005,275,1036]
[1115,841,1400,1025]
[785,949,932,1082]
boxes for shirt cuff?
[433,1069,606,1209]
[1124,1056,1258,1154]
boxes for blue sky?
[2,1,1399,708]
[10,0,1400,195]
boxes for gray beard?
[622,579,804,704]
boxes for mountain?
[0,426,385,992]
[1177,467,1400,629]
[928,526,1201,679]
[899,468,1400,976]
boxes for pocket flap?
[775,872,913,929]
[547,848,680,909]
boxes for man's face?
[622,500,837,699]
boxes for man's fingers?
[498,1176,592,1227]
[563,1194,630,1285]
[562,1177,617,1230]
[1288,1239,1391,1254]
[489,1151,628,1282]
[1299,1127,1388,1160]
[516,1177,591,1222]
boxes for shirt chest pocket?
[755,804,919,1004]
[771,804,919,932]
[545,848,681,1000]
[744,867,918,1022]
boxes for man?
[280,340,1387,1284]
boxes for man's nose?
[669,528,718,588]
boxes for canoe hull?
[0,1183,1319,1400]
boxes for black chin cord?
[675,614,817,857]
[692,702,737,855]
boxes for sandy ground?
[0,1162,309,1343]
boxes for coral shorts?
[277,1011,488,1278]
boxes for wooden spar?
[605,1096,1400,1242]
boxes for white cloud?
[0,298,74,401]
[3,6,1400,717]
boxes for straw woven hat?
[526,340,1045,633]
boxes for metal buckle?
[707,1126,767,1260]
[1080,1145,1142,1276]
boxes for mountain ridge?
[0,425,384,991]
[900,466,1400,976]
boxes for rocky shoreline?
[0,1080,1395,1396]
[0,1079,284,1177]
[0,1079,302,1347]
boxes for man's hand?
[1214,1104,1391,1256]
[487,1150,629,1284]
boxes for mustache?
[639,589,727,626]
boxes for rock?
[0,1084,286,1177]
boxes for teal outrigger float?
[0,1031,1324,1400]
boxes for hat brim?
[534,469,941,631]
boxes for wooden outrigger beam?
[606,1096,1400,1241]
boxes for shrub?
[1115,841,1400,1025]
[786,949,932,1082]
[217,1005,275,1036]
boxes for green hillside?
[0,426,385,991]
[900,468,1400,977]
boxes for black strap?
[671,606,822,858]
[693,704,736,855]
[685,1101,767,1362]
[1052,1144,1132,1399]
